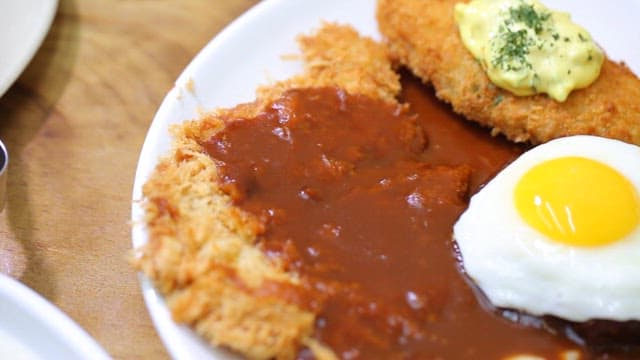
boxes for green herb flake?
[493,1,554,72]
[492,28,535,71]
[508,2,550,34]
[493,94,504,106]
[578,33,587,42]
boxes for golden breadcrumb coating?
[258,23,400,104]
[377,0,640,145]
[133,23,400,360]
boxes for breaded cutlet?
[132,23,400,360]
[377,0,640,145]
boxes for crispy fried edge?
[378,0,640,145]
[132,23,400,360]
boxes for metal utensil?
[0,140,7,211]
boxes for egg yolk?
[514,156,640,246]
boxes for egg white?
[454,135,640,322]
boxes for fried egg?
[454,135,640,322]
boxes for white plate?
[131,1,640,358]
[0,0,58,97]
[0,274,110,359]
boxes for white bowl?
[0,0,58,97]
[0,274,110,359]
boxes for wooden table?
[0,1,258,358]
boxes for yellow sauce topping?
[455,0,604,102]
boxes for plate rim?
[131,1,285,358]
[0,274,110,359]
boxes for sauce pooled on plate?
[202,76,613,358]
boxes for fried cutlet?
[377,0,640,145]
[133,23,400,360]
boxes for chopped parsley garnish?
[492,94,504,106]
[492,1,551,71]
[493,28,535,71]
[508,2,550,34]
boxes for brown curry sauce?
[202,75,635,359]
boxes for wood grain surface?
[0,0,258,358]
